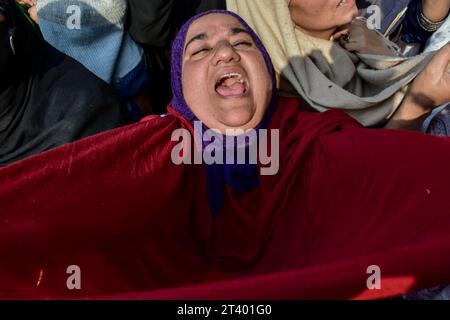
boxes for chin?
[348,6,359,19]
[215,105,255,127]
[339,6,358,23]
[221,120,254,131]
[220,115,257,131]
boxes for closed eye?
[233,41,253,48]
[192,47,211,56]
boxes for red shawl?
[2,97,450,299]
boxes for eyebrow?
[230,27,251,36]
[185,33,208,51]
[184,27,252,51]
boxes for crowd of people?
[1,0,450,300]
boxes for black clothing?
[0,0,126,165]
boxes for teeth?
[217,72,244,85]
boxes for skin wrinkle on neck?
[294,24,338,40]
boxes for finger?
[338,36,353,46]
[339,33,364,47]
[29,7,38,24]
[335,23,352,32]
[17,0,33,5]
[351,18,367,28]
[338,38,348,47]
[332,29,350,41]
[342,42,360,52]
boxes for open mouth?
[214,72,248,98]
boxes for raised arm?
[422,0,450,23]
[385,44,450,130]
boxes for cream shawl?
[227,0,434,126]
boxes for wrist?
[386,94,432,130]
[422,0,449,24]
[401,92,434,116]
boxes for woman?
[0,0,125,165]
[116,0,450,130]
[35,0,151,121]
[357,0,450,56]
[227,0,450,131]
[127,0,227,114]
[3,10,450,299]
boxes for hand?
[385,44,450,130]
[408,44,450,111]
[332,19,395,56]
[16,0,35,5]
[16,0,38,24]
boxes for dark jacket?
[126,0,226,113]
[0,0,126,165]
[128,0,226,48]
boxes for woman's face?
[289,0,358,39]
[182,13,272,133]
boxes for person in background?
[30,0,152,122]
[15,0,37,23]
[356,0,450,135]
[122,0,450,132]
[3,11,450,300]
[127,0,226,114]
[0,0,126,165]
[357,0,450,56]
[227,0,450,133]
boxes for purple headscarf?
[170,10,277,216]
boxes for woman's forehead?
[186,13,245,40]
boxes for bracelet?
[417,9,446,32]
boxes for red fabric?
[2,97,450,299]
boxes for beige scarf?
[227,0,433,127]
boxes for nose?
[212,41,240,66]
